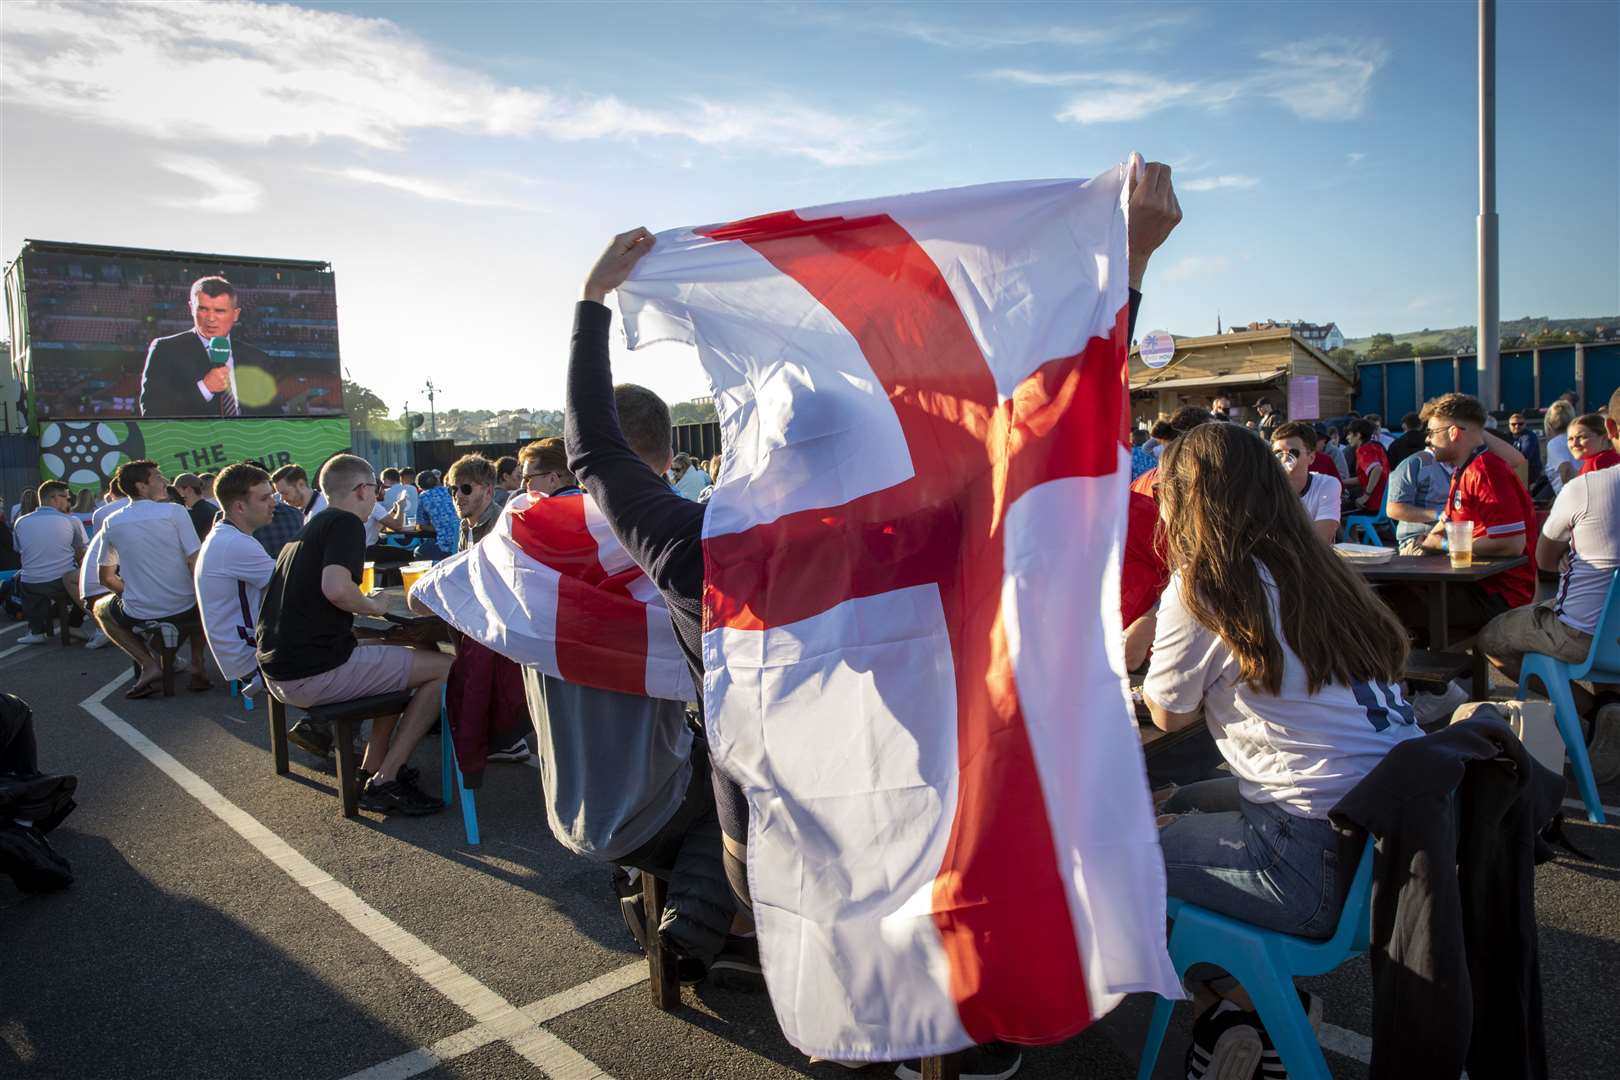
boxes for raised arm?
[565,229,707,599]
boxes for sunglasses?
[456,482,482,496]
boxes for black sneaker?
[356,764,420,787]
[896,1042,1022,1080]
[486,736,532,763]
[707,935,765,992]
[1185,1000,1262,1080]
[361,774,444,816]
[287,718,334,758]
[0,822,74,893]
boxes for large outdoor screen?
[10,241,344,421]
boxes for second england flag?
[618,167,1180,1060]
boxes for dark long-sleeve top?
[565,289,1143,691]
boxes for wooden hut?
[1128,327,1355,426]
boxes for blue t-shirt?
[1386,451,1452,544]
[417,487,459,550]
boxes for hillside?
[1344,314,1615,356]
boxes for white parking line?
[0,640,34,664]
[81,669,619,1079]
[0,620,28,638]
[342,963,648,1080]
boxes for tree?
[343,379,390,421]
[670,399,718,425]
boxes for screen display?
[18,246,343,421]
[37,417,352,491]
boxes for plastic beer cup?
[360,562,375,593]
[1445,521,1473,568]
[400,561,430,592]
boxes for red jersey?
[1442,446,1535,607]
[1308,452,1339,480]
[1355,442,1391,511]
[1578,449,1619,475]
[1121,490,1167,627]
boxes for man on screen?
[138,277,274,418]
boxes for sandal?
[187,676,214,693]
[125,681,161,700]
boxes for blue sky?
[3,0,1615,412]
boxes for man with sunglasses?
[257,454,451,816]
[518,438,580,497]
[440,454,535,767]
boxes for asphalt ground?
[2,625,1618,1080]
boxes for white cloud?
[1163,255,1232,282]
[1181,174,1260,192]
[781,4,1191,50]
[154,154,264,213]
[989,36,1387,124]
[0,0,906,165]
[1347,151,1367,164]
[318,167,537,210]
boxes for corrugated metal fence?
[1355,341,1619,418]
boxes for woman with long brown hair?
[1143,422,1422,1071]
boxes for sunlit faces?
[451,480,492,521]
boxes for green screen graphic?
[38,417,351,490]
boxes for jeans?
[1159,778,1346,940]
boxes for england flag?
[617,167,1180,1059]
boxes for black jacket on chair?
[1330,711,1564,1080]
[138,331,275,417]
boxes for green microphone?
[207,336,231,367]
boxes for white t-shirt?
[1544,468,1620,635]
[98,499,201,619]
[304,491,328,519]
[92,497,131,531]
[80,529,112,601]
[1144,566,1423,818]
[194,521,277,680]
[384,483,418,520]
[364,502,389,545]
[15,507,87,584]
[1299,472,1342,527]
[1545,433,1574,493]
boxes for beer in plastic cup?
[360,562,375,593]
[399,560,431,592]
[1445,521,1474,568]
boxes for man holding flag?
[556,159,1184,1070]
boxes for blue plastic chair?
[1341,483,1392,546]
[439,685,480,845]
[1517,569,1619,824]
[228,678,255,712]
[1136,837,1375,1080]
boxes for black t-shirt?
[187,499,217,540]
[256,508,365,680]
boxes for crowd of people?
[1,160,1616,1080]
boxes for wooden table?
[1353,553,1527,696]
[357,586,450,647]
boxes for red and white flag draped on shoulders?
[618,169,1179,1059]
[412,490,696,702]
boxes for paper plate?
[1333,543,1394,563]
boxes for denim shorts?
[1159,777,1346,940]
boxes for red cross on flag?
[411,492,696,702]
[619,171,1180,1059]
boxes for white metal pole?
[1477,0,1500,412]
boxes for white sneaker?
[1410,681,1469,726]
[85,630,111,650]
[17,632,51,645]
